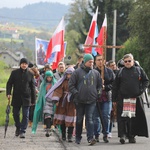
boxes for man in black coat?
[6,58,36,138]
[112,53,149,144]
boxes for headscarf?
[45,67,75,101]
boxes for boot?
[68,134,73,142]
[103,135,109,143]
[45,118,52,129]
[67,127,74,142]
[62,134,66,141]
[45,128,50,137]
[61,124,66,141]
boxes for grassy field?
[0,61,14,126]
[0,38,23,43]
[0,92,14,126]
[0,61,10,88]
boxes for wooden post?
[101,25,107,79]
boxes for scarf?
[121,98,136,118]
[45,67,74,102]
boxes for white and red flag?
[84,7,98,54]
[96,14,107,55]
[45,17,65,70]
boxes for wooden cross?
[84,27,124,79]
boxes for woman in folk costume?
[45,67,76,142]
[32,70,57,134]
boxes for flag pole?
[101,14,107,79]
[34,37,36,65]
[112,10,117,61]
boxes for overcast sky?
[0,0,72,8]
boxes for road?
[0,104,150,150]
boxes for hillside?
[0,2,69,29]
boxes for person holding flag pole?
[84,13,115,143]
[94,14,115,143]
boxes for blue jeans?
[94,101,112,136]
[75,102,96,141]
[13,106,30,133]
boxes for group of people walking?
[6,53,149,146]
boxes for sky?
[0,0,72,8]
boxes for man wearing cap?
[69,54,102,145]
[6,58,36,138]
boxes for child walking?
[32,70,56,134]
[45,67,76,142]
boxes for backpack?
[118,66,141,79]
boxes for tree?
[86,0,134,60]
[65,29,80,64]
[66,0,133,60]
[128,0,150,78]
[116,37,140,61]
[66,0,88,33]
[65,0,88,58]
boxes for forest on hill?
[0,2,69,29]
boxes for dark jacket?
[95,66,115,102]
[6,67,36,107]
[95,66,115,92]
[69,64,102,104]
[112,66,149,101]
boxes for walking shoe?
[120,136,126,144]
[15,128,20,136]
[75,139,81,144]
[62,135,66,141]
[68,134,73,142]
[108,133,112,138]
[88,139,96,145]
[68,137,73,142]
[103,135,109,143]
[129,137,136,143]
[45,129,50,137]
[20,133,25,138]
[95,136,99,142]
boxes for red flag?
[84,7,98,54]
[45,17,65,70]
[96,14,107,55]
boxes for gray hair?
[123,53,134,60]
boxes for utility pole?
[11,38,13,67]
[112,10,117,61]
